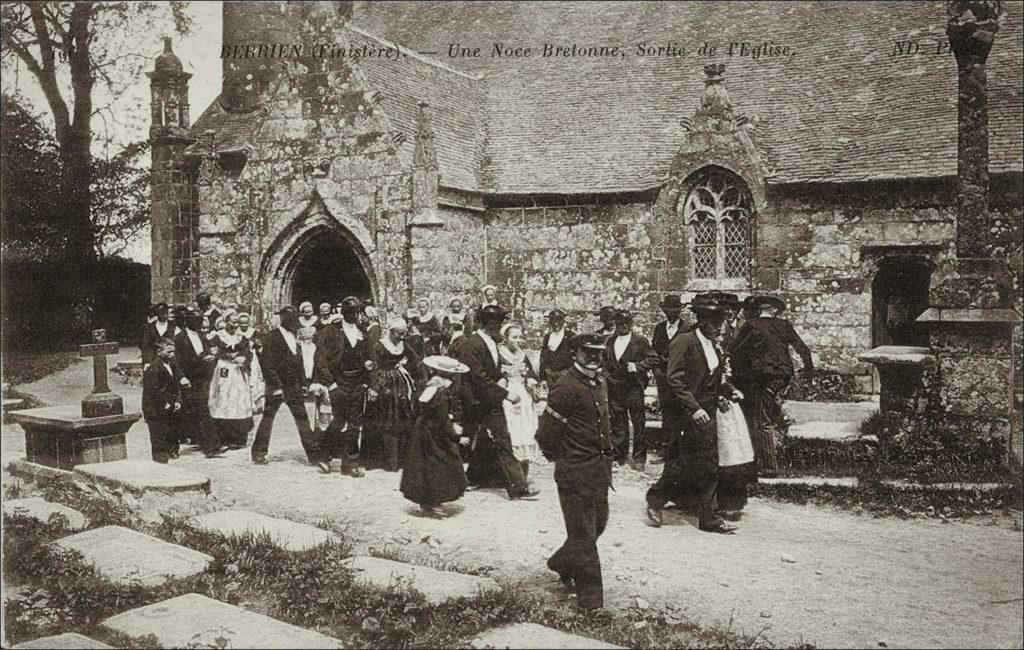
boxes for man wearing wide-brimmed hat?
[536,332,615,613]
[646,296,744,534]
[603,308,659,470]
[651,294,688,458]
[731,294,814,476]
[452,304,538,500]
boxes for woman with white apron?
[208,310,255,448]
[238,312,265,414]
[498,324,540,461]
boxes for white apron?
[717,402,755,467]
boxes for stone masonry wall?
[409,205,487,314]
[150,142,199,305]
[195,19,413,323]
[480,176,1021,387]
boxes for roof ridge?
[343,23,485,82]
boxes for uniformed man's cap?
[547,309,566,321]
[595,305,617,319]
[614,308,633,324]
[575,332,606,351]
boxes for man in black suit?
[538,309,576,387]
[651,294,687,462]
[646,297,744,534]
[593,305,617,343]
[141,302,177,368]
[454,304,539,500]
[314,296,376,477]
[197,292,221,331]
[252,306,321,466]
[603,309,659,470]
[174,309,227,458]
[142,339,182,463]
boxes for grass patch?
[4,479,814,649]
[2,349,80,386]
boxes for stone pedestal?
[9,406,140,470]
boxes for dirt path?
[3,356,1022,649]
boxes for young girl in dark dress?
[400,355,471,516]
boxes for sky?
[2,1,225,264]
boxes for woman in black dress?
[365,318,422,471]
[415,298,444,356]
[400,355,471,516]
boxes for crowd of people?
[139,285,813,614]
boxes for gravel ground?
[3,352,1022,649]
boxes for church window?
[682,168,752,280]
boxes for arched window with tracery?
[681,167,753,280]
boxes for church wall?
[194,37,414,323]
[477,176,1021,391]
[409,205,487,313]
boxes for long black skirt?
[400,416,467,507]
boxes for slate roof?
[351,0,1024,194]
[186,98,267,155]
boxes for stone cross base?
[82,392,124,418]
[9,406,140,471]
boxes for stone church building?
[148,1,1022,393]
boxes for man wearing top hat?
[538,309,577,388]
[315,296,378,477]
[536,332,615,613]
[603,309,659,469]
[252,306,323,467]
[731,294,814,476]
[452,304,539,500]
[651,294,687,461]
[646,296,744,534]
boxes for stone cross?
[79,329,124,418]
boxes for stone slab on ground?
[73,459,210,495]
[788,420,861,441]
[881,480,1014,492]
[784,400,878,426]
[187,510,341,551]
[53,525,212,587]
[3,497,87,530]
[343,556,500,605]
[759,476,859,488]
[13,632,113,649]
[471,623,624,649]
[8,460,73,483]
[100,593,344,648]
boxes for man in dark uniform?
[646,297,743,534]
[538,309,576,387]
[174,308,227,458]
[454,304,538,500]
[651,294,687,463]
[603,309,659,469]
[536,333,615,613]
[731,295,814,476]
[315,296,377,477]
[594,305,617,342]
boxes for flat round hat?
[423,355,469,374]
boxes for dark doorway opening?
[289,230,372,308]
[871,257,931,348]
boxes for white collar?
[218,330,242,346]
[695,328,720,370]
[547,328,565,351]
[379,336,404,356]
[186,329,204,353]
[155,320,169,333]
[278,326,297,354]
[574,362,599,379]
[478,330,499,363]
[419,375,452,403]
[299,315,317,326]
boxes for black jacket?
[535,366,614,493]
[260,328,309,400]
[452,332,508,420]
[538,329,576,381]
[142,361,181,421]
[602,333,659,392]
[314,323,373,388]
[667,331,736,418]
[651,319,686,379]
[174,329,213,386]
[141,321,178,365]
[731,317,814,378]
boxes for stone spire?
[414,101,438,170]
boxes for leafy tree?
[1,1,191,267]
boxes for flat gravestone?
[13,632,112,649]
[471,623,624,649]
[53,526,212,587]
[3,497,88,530]
[101,593,344,648]
[187,510,340,552]
[759,476,859,488]
[73,459,210,496]
[343,556,499,605]
[788,420,861,441]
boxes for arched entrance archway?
[286,227,373,308]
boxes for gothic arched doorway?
[282,226,374,308]
[871,257,931,348]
